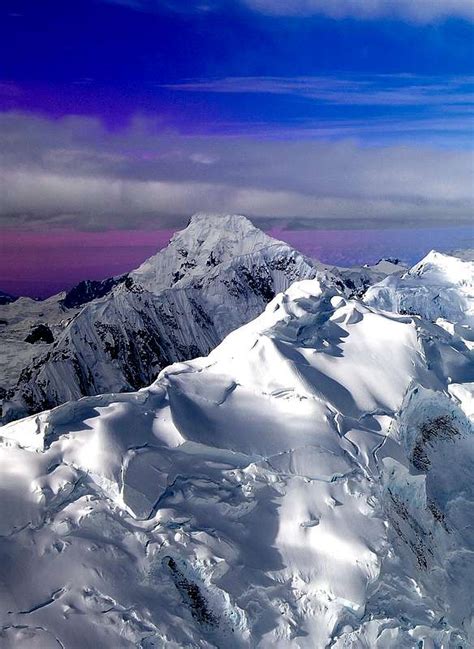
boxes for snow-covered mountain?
[1,269,473,647]
[0,214,398,424]
[0,293,81,405]
[0,278,131,412]
[365,250,474,346]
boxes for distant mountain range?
[1,213,450,424]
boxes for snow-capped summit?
[1,274,473,647]
[410,249,473,286]
[364,250,474,338]
[131,213,281,293]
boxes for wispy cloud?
[158,74,474,146]
[243,0,474,22]
[162,74,474,108]
[102,0,474,22]
[102,0,233,14]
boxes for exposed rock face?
[0,289,17,305]
[25,324,54,344]
[62,276,127,309]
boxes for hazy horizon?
[1,221,472,298]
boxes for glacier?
[0,243,473,648]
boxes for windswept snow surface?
[1,274,473,648]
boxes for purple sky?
[1,225,472,298]
[1,2,473,298]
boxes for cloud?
[160,75,474,145]
[243,0,474,22]
[102,0,474,22]
[102,0,233,14]
[164,74,474,107]
[0,112,472,231]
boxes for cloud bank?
[0,112,472,231]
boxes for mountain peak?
[364,248,473,328]
[409,249,473,286]
[186,212,256,230]
[131,213,284,292]
[171,212,271,249]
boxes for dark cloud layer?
[1,112,472,231]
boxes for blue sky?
[0,0,473,234]
[2,0,473,142]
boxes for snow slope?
[0,276,129,408]
[2,214,396,424]
[1,275,473,648]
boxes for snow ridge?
[365,250,474,349]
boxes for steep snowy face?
[0,280,126,411]
[131,213,286,292]
[364,250,474,342]
[1,278,473,648]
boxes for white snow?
[364,250,474,345]
[1,257,473,647]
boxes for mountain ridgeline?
[0,215,381,422]
[1,214,469,424]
